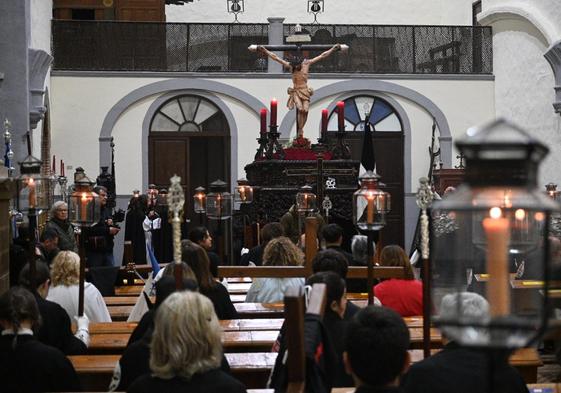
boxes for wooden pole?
[367,231,375,305]
[285,286,306,393]
[304,216,318,274]
[78,232,86,317]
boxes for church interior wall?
[166,0,473,25]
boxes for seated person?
[307,272,353,387]
[183,240,238,320]
[189,226,220,277]
[19,261,88,355]
[36,228,60,266]
[245,236,305,303]
[351,234,375,266]
[374,245,423,317]
[127,291,246,393]
[47,250,112,322]
[344,306,411,392]
[0,287,81,392]
[239,222,284,266]
[401,292,528,393]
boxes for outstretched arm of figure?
[257,45,291,68]
[307,43,342,66]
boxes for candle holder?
[265,125,285,160]
[331,127,351,159]
[255,132,269,160]
[430,118,559,350]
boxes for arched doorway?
[327,95,405,247]
[148,94,230,221]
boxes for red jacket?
[374,279,423,317]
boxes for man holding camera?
[85,186,120,267]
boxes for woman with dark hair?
[374,245,423,317]
[182,240,238,320]
[0,286,81,392]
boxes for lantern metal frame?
[16,154,52,213]
[235,179,253,204]
[296,185,317,214]
[429,118,559,350]
[352,171,391,232]
[68,167,101,228]
[206,179,233,221]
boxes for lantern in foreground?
[353,171,391,231]
[17,154,52,213]
[296,185,316,213]
[68,167,100,227]
[235,179,253,204]
[430,119,558,349]
[206,179,232,220]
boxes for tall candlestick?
[52,155,56,175]
[366,193,374,224]
[28,178,36,208]
[482,207,511,317]
[61,160,64,177]
[321,109,328,135]
[260,108,267,134]
[270,99,278,127]
[337,101,345,131]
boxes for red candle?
[337,101,345,131]
[52,155,56,175]
[321,109,328,134]
[260,108,267,134]
[61,160,64,177]
[270,98,278,127]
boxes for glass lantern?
[16,154,52,213]
[353,171,391,231]
[296,185,317,213]
[430,119,559,349]
[193,186,206,214]
[235,179,253,204]
[68,167,100,227]
[206,180,232,220]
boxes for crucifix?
[249,25,348,140]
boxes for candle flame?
[514,209,525,221]
[489,207,502,219]
[28,177,34,185]
[534,212,545,222]
[81,192,87,201]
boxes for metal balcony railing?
[52,20,492,74]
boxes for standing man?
[85,186,120,267]
[257,43,342,138]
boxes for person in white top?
[245,237,305,303]
[47,251,112,322]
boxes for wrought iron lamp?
[193,186,206,224]
[353,170,391,305]
[296,185,317,214]
[235,179,253,204]
[206,179,232,220]
[430,119,558,350]
[227,0,244,22]
[16,154,52,214]
[307,0,324,24]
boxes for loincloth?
[287,86,314,110]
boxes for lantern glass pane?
[430,185,552,349]
[235,185,253,204]
[296,192,316,213]
[353,187,390,231]
[68,192,100,227]
[193,192,206,213]
[17,175,52,212]
[206,192,232,220]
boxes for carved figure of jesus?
[257,44,342,139]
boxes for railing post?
[412,25,417,73]
[186,24,190,72]
[267,17,285,74]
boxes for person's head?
[312,249,349,279]
[380,245,414,280]
[322,224,343,246]
[263,236,304,266]
[261,222,284,245]
[50,251,80,286]
[150,291,222,380]
[181,240,215,291]
[344,306,410,388]
[161,261,197,283]
[0,287,41,338]
[188,227,212,250]
[289,55,303,71]
[39,228,59,251]
[19,261,51,299]
[307,272,347,318]
[154,275,198,308]
[50,201,68,221]
[439,292,490,342]
[351,235,375,265]
[93,185,108,207]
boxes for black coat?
[202,283,238,320]
[400,342,529,393]
[35,293,87,355]
[239,244,264,266]
[124,208,146,265]
[322,310,354,387]
[326,245,368,293]
[128,369,246,393]
[85,206,115,253]
[0,334,81,392]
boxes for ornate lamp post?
[353,171,391,305]
[206,179,233,263]
[193,186,206,224]
[430,119,558,359]
[68,167,100,316]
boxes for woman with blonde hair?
[373,244,423,317]
[245,236,305,303]
[44,201,78,253]
[127,291,246,393]
[47,250,111,322]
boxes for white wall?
[50,75,495,195]
[167,0,474,25]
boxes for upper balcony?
[52,20,492,75]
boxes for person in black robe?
[124,194,148,265]
[152,189,174,264]
[18,261,88,355]
[401,292,528,393]
[0,286,81,392]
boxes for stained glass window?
[150,95,227,133]
[327,95,402,132]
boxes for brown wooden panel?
[115,0,165,21]
[149,136,188,190]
